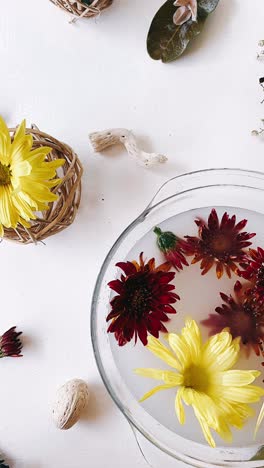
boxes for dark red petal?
[220,212,229,229]
[137,322,148,346]
[258,247,264,257]
[201,227,211,241]
[234,219,247,231]
[110,296,125,310]
[147,317,162,337]
[157,272,176,284]
[151,310,170,322]
[208,209,219,231]
[220,292,229,302]
[162,304,177,314]
[116,331,128,347]
[123,321,136,343]
[108,280,124,294]
[234,280,242,292]
[106,310,121,321]
[116,261,137,276]
[238,241,254,249]
[107,314,126,333]
[227,215,236,229]
[160,323,168,332]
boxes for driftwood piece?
[89,129,168,167]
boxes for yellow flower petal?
[139,384,175,403]
[203,337,240,372]
[181,318,201,364]
[190,391,219,430]
[12,193,36,221]
[168,333,191,370]
[134,368,183,385]
[181,387,194,406]
[175,387,185,424]
[20,181,58,204]
[192,405,216,448]
[216,418,233,443]
[216,399,254,429]
[11,129,33,164]
[11,161,31,182]
[219,385,264,403]
[202,331,232,366]
[255,401,264,437]
[147,336,182,370]
[212,370,260,387]
[26,146,52,164]
[0,186,18,227]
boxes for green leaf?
[0,460,9,468]
[198,0,220,14]
[147,0,219,63]
[250,445,264,461]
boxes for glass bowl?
[91,168,264,467]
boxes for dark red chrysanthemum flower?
[0,327,23,358]
[154,226,189,272]
[202,281,264,357]
[239,247,264,293]
[107,253,179,346]
[185,209,255,278]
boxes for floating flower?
[0,117,64,237]
[0,326,23,358]
[135,318,263,447]
[154,227,189,272]
[202,281,264,358]
[239,247,264,293]
[185,209,255,278]
[173,0,197,26]
[107,253,179,346]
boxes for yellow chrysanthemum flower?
[135,318,264,448]
[0,117,64,237]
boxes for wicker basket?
[4,124,83,245]
[49,0,113,18]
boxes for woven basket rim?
[49,0,113,17]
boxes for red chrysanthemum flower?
[107,253,179,346]
[239,247,264,293]
[185,209,255,278]
[202,281,264,357]
[0,327,23,358]
[154,226,189,272]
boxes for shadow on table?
[79,382,114,423]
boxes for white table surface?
[1,1,264,467]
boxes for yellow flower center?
[184,365,209,392]
[0,162,11,186]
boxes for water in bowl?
[109,206,264,448]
